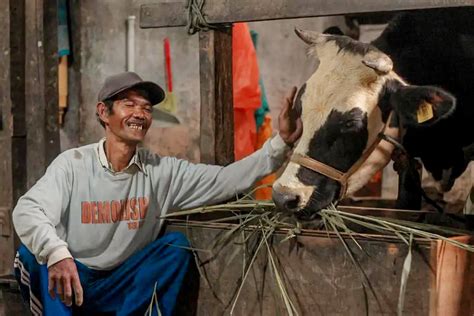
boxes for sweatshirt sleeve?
[168,134,290,210]
[12,154,73,265]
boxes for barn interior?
[0,1,473,315]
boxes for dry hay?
[156,189,473,315]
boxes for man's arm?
[12,154,83,306]
[13,157,72,265]
[169,88,302,210]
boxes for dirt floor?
[0,276,28,316]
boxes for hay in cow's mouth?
[160,193,473,315]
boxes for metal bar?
[140,0,474,28]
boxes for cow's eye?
[342,119,363,132]
[345,120,355,128]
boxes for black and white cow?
[373,8,474,192]
[271,11,468,219]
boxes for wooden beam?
[199,31,216,164]
[140,0,474,28]
[10,0,26,139]
[0,0,14,276]
[25,0,60,188]
[25,0,46,187]
[43,0,60,165]
[9,0,26,206]
[199,28,234,165]
[9,0,27,256]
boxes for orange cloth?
[233,109,257,161]
[232,23,275,199]
[233,23,262,161]
[233,23,261,110]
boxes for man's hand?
[48,258,83,307]
[278,87,303,146]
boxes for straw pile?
[158,191,473,315]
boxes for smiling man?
[12,72,302,315]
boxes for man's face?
[101,89,153,144]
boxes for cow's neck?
[346,77,405,195]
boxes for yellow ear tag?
[416,101,434,123]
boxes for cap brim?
[105,81,166,105]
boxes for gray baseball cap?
[98,72,165,105]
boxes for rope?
[186,0,224,35]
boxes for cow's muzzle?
[272,189,300,213]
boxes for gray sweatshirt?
[13,136,289,270]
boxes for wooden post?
[25,0,45,187]
[0,0,14,277]
[25,0,60,188]
[9,0,27,220]
[43,0,61,165]
[199,27,234,165]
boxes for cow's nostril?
[284,196,300,211]
[272,189,301,213]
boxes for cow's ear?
[390,85,456,127]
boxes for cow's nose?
[272,189,300,213]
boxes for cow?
[272,8,474,220]
[372,9,474,195]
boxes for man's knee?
[17,244,34,261]
[15,245,42,273]
[160,232,192,265]
[163,232,190,248]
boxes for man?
[12,72,302,315]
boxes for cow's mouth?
[293,209,321,221]
[272,183,338,221]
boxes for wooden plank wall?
[9,0,27,260]
[0,0,60,276]
[0,0,14,277]
[43,0,61,165]
[25,0,60,188]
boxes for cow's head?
[272,29,456,220]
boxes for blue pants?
[14,232,191,316]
